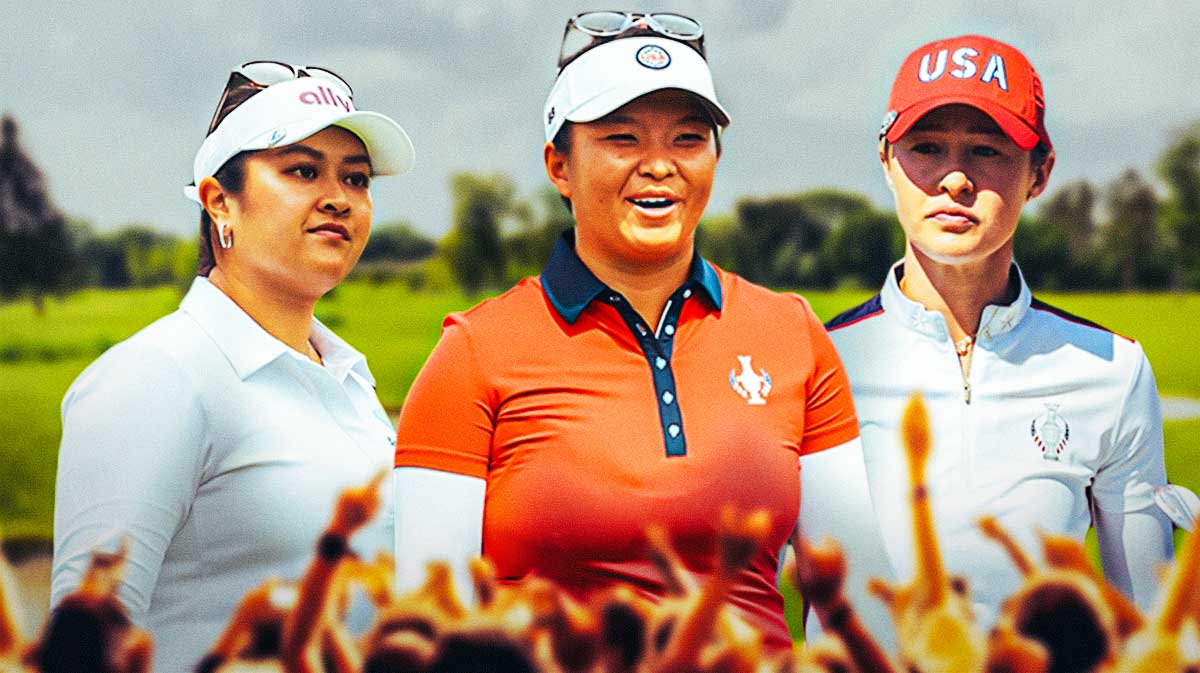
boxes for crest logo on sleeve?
[1031,403,1070,460]
[636,44,671,70]
[729,355,772,405]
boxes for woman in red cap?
[392,12,876,654]
[52,62,414,672]
[824,35,1175,637]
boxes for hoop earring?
[218,222,233,249]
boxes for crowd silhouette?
[1,395,1196,672]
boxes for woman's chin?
[621,222,691,259]
[279,265,350,300]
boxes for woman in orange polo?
[392,12,878,652]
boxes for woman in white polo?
[51,62,413,672]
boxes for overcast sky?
[3,0,1198,239]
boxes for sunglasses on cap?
[206,61,354,136]
[558,11,705,71]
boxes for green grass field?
[1,282,1197,548]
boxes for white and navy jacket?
[825,262,1168,628]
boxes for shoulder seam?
[825,295,885,332]
[1029,297,1135,343]
[455,278,537,320]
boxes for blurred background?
[1,0,1198,638]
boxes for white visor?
[185,76,414,203]
[543,36,731,143]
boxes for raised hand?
[194,578,293,672]
[982,619,1049,673]
[653,506,772,673]
[31,542,153,673]
[980,515,1119,673]
[1039,532,1144,638]
[793,534,897,673]
[882,393,985,673]
[329,469,387,536]
[283,471,389,672]
[1113,511,1200,672]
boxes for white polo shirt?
[825,263,1167,628]
[53,276,396,673]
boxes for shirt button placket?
[613,286,690,457]
[656,292,689,457]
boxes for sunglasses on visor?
[205,61,354,136]
[557,11,705,71]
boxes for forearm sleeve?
[392,467,485,603]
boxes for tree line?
[3,113,1200,310]
[439,129,1200,294]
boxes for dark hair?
[1031,142,1051,168]
[196,151,251,276]
[551,123,575,213]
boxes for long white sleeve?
[1094,505,1173,610]
[52,342,206,623]
[392,466,485,603]
[797,437,897,652]
[1092,347,1172,609]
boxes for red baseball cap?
[880,35,1051,151]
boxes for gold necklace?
[955,335,974,357]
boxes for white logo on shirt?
[1031,403,1070,460]
[730,355,772,405]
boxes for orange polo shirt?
[395,234,859,651]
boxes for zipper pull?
[964,380,972,405]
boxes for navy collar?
[540,231,723,324]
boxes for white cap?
[185,77,415,202]
[543,36,731,143]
